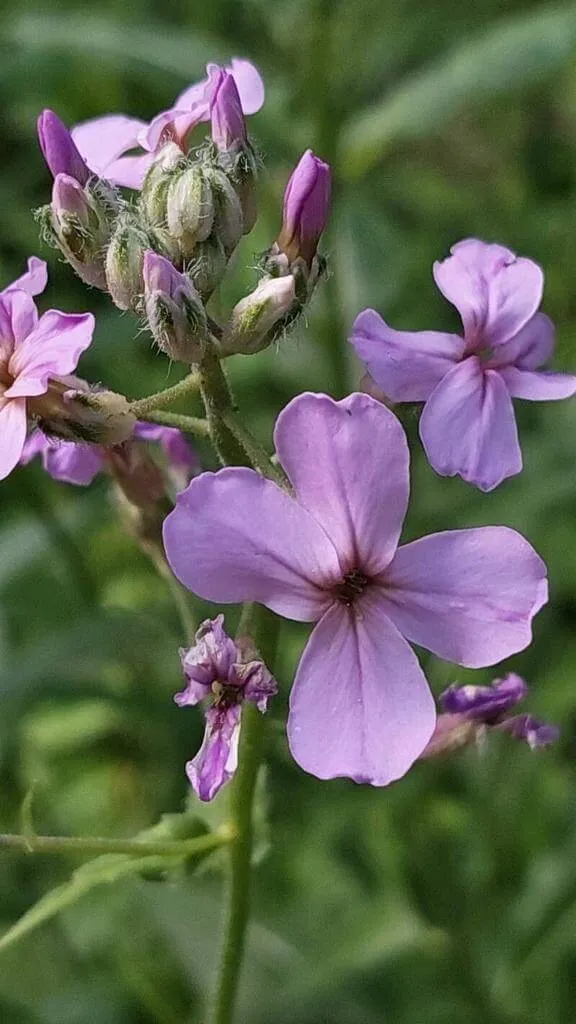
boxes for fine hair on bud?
[221,274,296,356]
[166,165,214,259]
[105,214,153,311]
[30,384,136,447]
[203,167,244,256]
[187,234,228,300]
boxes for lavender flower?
[277,150,331,265]
[176,616,277,801]
[208,67,247,152]
[37,110,91,185]
[70,59,264,190]
[163,392,547,787]
[350,239,576,491]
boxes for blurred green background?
[1,0,576,1021]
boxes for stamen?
[334,569,369,606]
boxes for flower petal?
[274,392,409,575]
[287,596,436,785]
[71,115,148,176]
[382,527,548,668]
[0,289,38,348]
[163,467,340,621]
[44,440,104,485]
[100,154,155,190]
[142,106,206,154]
[489,313,555,369]
[350,309,464,402]
[229,58,265,114]
[433,238,544,347]
[420,357,522,491]
[2,257,48,298]
[187,705,241,801]
[0,397,28,480]
[498,366,576,401]
[7,311,94,398]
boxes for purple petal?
[440,673,528,718]
[179,615,238,690]
[489,313,556,369]
[498,366,576,401]
[43,440,103,485]
[187,704,241,801]
[134,420,198,473]
[2,257,48,299]
[496,714,560,749]
[274,392,409,575]
[241,661,277,711]
[420,357,522,491]
[350,309,464,402]
[163,468,340,621]
[143,106,206,153]
[209,69,246,149]
[433,238,544,348]
[37,110,90,185]
[382,527,548,668]
[71,114,147,176]
[287,595,436,785]
[0,397,28,481]
[6,311,94,399]
[20,429,49,465]
[0,290,38,348]
[228,58,265,114]
[101,154,155,190]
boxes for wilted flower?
[175,616,277,801]
[164,392,547,786]
[70,59,265,189]
[350,239,576,491]
[421,674,559,757]
[0,265,94,480]
[143,251,207,363]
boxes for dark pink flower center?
[211,679,242,709]
[333,568,370,606]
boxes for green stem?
[220,410,289,487]
[198,344,248,466]
[148,545,196,642]
[0,830,231,859]
[130,372,201,417]
[136,410,210,436]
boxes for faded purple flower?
[37,110,91,186]
[277,150,331,265]
[70,59,264,190]
[422,673,559,757]
[350,239,576,491]
[163,392,547,787]
[0,268,94,481]
[20,419,198,486]
[175,615,277,801]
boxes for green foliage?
[1,0,576,1021]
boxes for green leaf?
[340,5,576,177]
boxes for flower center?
[334,568,369,606]
[211,680,242,709]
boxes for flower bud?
[203,167,244,255]
[30,381,136,447]
[166,166,214,259]
[277,149,331,265]
[189,234,228,300]
[47,174,111,288]
[143,250,207,363]
[37,109,91,185]
[141,143,188,230]
[221,275,296,356]
[105,215,151,311]
[208,68,247,156]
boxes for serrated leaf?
[340,5,576,177]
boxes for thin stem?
[0,830,231,859]
[148,545,197,642]
[220,410,289,488]
[130,372,201,417]
[198,343,248,466]
[136,410,210,436]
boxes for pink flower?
[70,59,264,190]
[350,239,576,491]
[21,421,198,486]
[0,266,94,481]
[163,392,547,786]
[176,616,277,800]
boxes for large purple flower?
[350,239,576,491]
[70,59,264,190]
[0,263,94,481]
[163,392,547,786]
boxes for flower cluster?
[2,52,565,805]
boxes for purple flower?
[350,239,576,491]
[20,420,198,486]
[422,673,559,757]
[163,392,547,786]
[175,616,277,800]
[0,271,94,481]
[2,257,47,299]
[37,110,91,186]
[70,59,264,190]
[207,66,246,151]
[277,150,331,264]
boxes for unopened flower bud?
[208,68,247,156]
[221,275,296,356]
[203,167,244,255]
[30,381,136,447]
[37,109,91,186]
[141,143,187,230]
[143,250,207,363]
[47,174,111,288]
[166,166,214,259]
[189,234,227,300]
[105,215,151,311]
[277,149,331,265]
